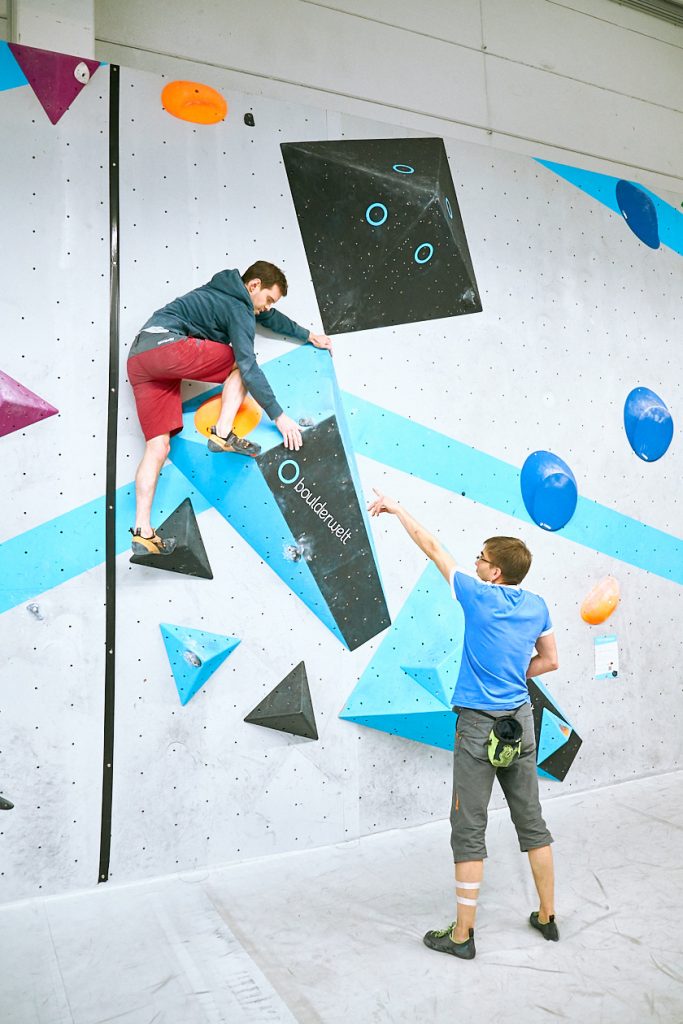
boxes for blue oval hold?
[393,164,414,174]
[520,451,578,532]
[624,387,673,462]
[615,180,660,249]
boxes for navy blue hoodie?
[132,269,310,419]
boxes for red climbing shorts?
[127,335,236,440]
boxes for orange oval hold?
[580,576,620,625]
[161,80,227,125]
[194,394,262,439]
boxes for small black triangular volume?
[244,661,318,740]
[129,497,213,579]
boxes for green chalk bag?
[486,715,523,768]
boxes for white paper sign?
[594,635,619,679]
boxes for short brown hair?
[483,536,532,585]
[241,261,288,296]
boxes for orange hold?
[161,81,227,124]
[580,575,620,625]
[194,394,262,439]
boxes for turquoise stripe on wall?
[0,464,210,615]
[342,393,683,585]
[536,159,683,256]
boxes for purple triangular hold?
[7,43,100,125]
[0,370,58,436]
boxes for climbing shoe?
[130,528,177,556]
[207,426,261,456]
[530,912,559,941]
[423,923,476,959]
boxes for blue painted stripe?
[536,159,683,257]
[0,42,27,92]
[0,464,209,615]
[342,393,683,585]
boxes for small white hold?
[183,650,202,668]
[26,602,44,620]
[74,62,90,85]
[298,417,314,428]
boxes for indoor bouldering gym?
[0,2,682,1022]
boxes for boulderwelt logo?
[278,459,352,545]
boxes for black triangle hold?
[244,661,318,740]
[129,497,213,579]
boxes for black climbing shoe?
[130,528,177,556]
[530,912,559,941]
[423,923,476,959]
[207,426,261,456]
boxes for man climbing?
[127,261,332,555]
[368,489,560,960]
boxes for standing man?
[127,261,332,555]
[368,490,560,960]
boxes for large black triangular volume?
[129,497,213,579]
[244,661,318,740]
[281,136,482,334]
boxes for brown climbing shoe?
[207,426,261,456]
[130,527,177,556]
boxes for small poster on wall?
[594,635,619,678]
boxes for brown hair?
[241,261,288,296]
[483,536,532,585]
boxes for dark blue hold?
[615,180,660,249]
[520,451,578,532]
[624,387,673,462]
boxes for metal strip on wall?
[99,63,120,883]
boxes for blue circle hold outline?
[365,202,388,227]
[445,196,453,219]
[414,243,434,264]
[393,164,414,174]
[278,459,300,484]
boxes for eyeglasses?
[477,552,494,565]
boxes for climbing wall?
[0,45,110,895]
[1,50,682,902]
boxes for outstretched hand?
[309,332,333,355]
[368,488,400,517]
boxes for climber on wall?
[127,261,333,556]
[368,488,560,961]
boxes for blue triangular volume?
[169,427,345,646]
[168,345,390,650]
[0,42,28,92]
[340,561,463,750]
[537,707,571,764]
[400,648,460,706]
[160,623,240,705]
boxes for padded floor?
[1,770,682,1024]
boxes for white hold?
[183,650,202,668]
[26,602,44,620]
[74,62,90,85]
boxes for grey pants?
[450,703,553,861]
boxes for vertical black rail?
[99,63,120,883]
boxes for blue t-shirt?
[450,569,553,711]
